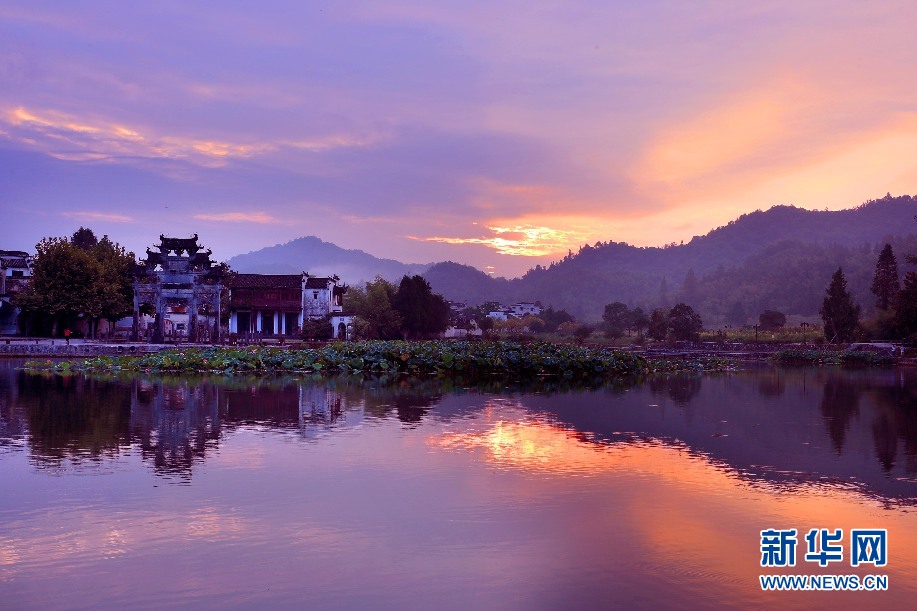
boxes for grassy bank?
[24,340,735,378]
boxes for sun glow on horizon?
[407,224,591,257]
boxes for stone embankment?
[0,339,181,357]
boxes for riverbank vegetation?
[23,340,736,378]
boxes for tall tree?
[628,307,650,335]
[648,308,669,341]
[14,238,99,335]
[393,275,450,338]
[13,232,135,337]
[346,277,403,339]
[668,303,703,341]
[602,301,629,339]
[870,243,900,311]
[820,268,861,343]
[92,236,135,335]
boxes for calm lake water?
[1,359,916,610]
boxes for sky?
[2,1,917,277]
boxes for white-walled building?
[0,250,32,335]
[486,302,543,322]
[228,273,352,339]
[510,302,542,317]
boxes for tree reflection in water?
[3,365,917,501]
[819,376,862,455]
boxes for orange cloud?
[407,224,588,257]
[1,105,372,170]
[637,77,824,191]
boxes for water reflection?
[433,401,623,476]
[820,376,861,454]
[2,364,917,502]
[3,362,917,608]
[130,382,222,477]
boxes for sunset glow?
[2,2,916,275]
[428,400,917,605]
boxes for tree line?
[821,240,917,342]
[601,302,703,342]
[14,228,135,338]
[12,228,457,342]
[304,275,452,340]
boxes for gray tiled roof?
[304,277,333,289]
[0,257,29,268]
[230,274,302,289]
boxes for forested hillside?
[423,195,917,323]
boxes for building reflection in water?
[1,371,370,479]
[2,365,917,500]
[129,381,222,477]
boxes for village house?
[486,302,543,321]
[0,250,32,335]
[228,273,352,340]
[511,302,543,317]
[487,309,510,321]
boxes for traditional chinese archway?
[132,234,224,343]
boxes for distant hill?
[226,196,917,324]
[422,262,514,305]
[226,236,429,284]
[422,194,917,322]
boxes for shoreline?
[16,340,726,377]
[3,340,909,367]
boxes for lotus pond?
[23,340,736,378]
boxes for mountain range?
[227,194,917,323]
[227,236,428,282]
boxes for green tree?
[14,232,135,338]
[602,301,629,339]
[71,226,99,250]
[668,303,703,341]
[93,236,135,334]
[628,307,650,335]
[346,276,402,339]
[820,268,861,343]
[540,307,574,332]
[393,275,450,338]
[15,238,97,335]
[758,310,786,331]
[301,316,333,341]
[648,308,669,341]
[871,243,900,311]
